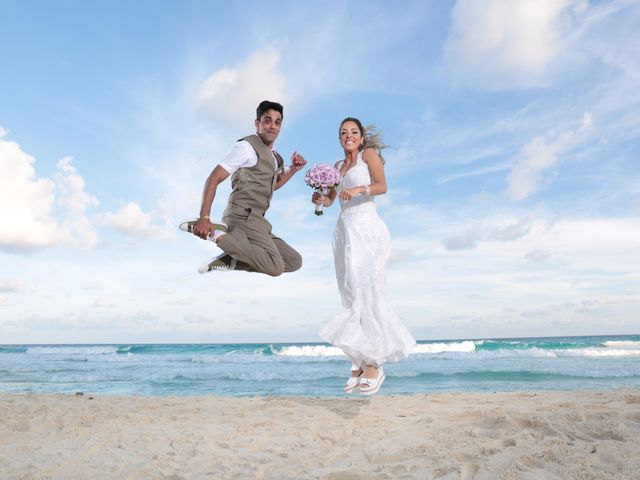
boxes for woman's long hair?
[340,117,387,164]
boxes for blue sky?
[1,0,639,343]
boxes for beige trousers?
[217,207,302,277]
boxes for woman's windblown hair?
[362,125,387,164]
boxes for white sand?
[1,389,640,479]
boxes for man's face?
[255,109,282,146]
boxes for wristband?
[200,215,210,220]
[364,185,371,196]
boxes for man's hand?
[275,151,307,190]
[193,218,214,240]
[290,151,307,173]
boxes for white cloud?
[507,112,593,200]
[99,201,167,239]
[442,227,481,251]
[55,157,98,214]
[530,217,640,255]
[385,212,640,337]
[439,215,640,259]
[445,0,586,87]
[0,278,24,293]
[438,162,512,184]
[0,134,59,252]
[54,157,99,248]
[488,218,532,241]
[443,218,532,251]
[0,130,171,251]
[198,50,287,127]
[0,132,175,252]
[93,297,116,308]
[525,250,552,263]
[2,208,638,342]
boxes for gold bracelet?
[200,215,210,220]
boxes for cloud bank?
[445,0,587,88]
[198,51,288,127]
[507,112,593,200]
[0,132,98,252]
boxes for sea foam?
[603,341,640,348]
[274,341,478,357]
[275,345,345,357]
[25,346,119,356]
[412,341,477,354]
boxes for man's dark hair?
[256,100,284,120]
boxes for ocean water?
[1,335,639,397]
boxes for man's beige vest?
[224,134,284,216]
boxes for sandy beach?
[1,389,639,479]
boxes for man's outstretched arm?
[193,165,230,239]
[275,152,307,190]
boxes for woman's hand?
[338,187,361,201]
[311,192,326,206]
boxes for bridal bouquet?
[304,164,342,216]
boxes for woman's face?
[339,121,363,153]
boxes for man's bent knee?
[284,252,302,273]
[262,257,285,277]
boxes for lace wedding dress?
[320,152,416,368]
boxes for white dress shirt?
[218,140,280,175]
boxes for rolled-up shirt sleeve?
[218,140,258,175]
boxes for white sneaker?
[198,253,237,274]
[179,219,228,240]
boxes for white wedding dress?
[320,152,415,368]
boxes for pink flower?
[304,164,342,216]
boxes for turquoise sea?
[1,335,639,396]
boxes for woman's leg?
[362,364,379,379]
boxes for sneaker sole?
[198,254,233,274]
[179,220,228,234]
